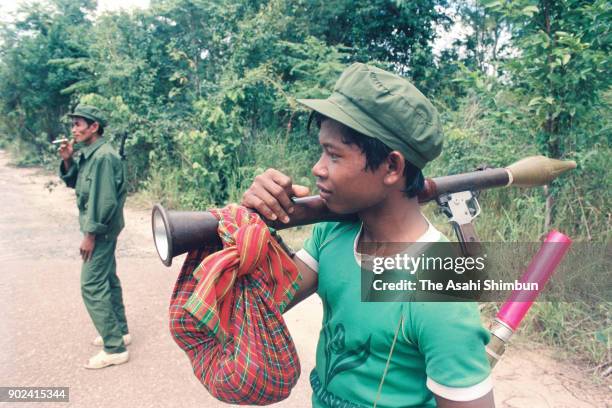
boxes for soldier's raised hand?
[58,139,74,161]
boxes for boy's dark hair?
[311,112,424,198]
[83,117,105,136]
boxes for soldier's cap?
[68,104,107,128]
[297,63,443,169]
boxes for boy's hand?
[241,168,310,223]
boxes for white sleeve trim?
[295,249,319,273]
[426,375,493,402]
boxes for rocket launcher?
[152,155,576,265]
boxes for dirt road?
[0,149,608,408]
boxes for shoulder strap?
[118,132,128,160]
[373,313,403,408]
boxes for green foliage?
[0,0,93,153]
[483,0,611,158]
[288,0,450,91]
[521,301,610,370]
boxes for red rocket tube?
[487,230,572,367]
[497,230,572,329]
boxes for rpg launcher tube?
[418,155,576,203]
[486,230,573,367]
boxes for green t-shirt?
[296,221,492,408]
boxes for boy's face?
[312,119,389,214]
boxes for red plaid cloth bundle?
[169,204,302,404]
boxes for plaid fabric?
[169,204,302,404]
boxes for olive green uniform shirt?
[59,138,126,240]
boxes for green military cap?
[297,63,443,169]
[68,104,107,128]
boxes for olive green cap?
[297,63,443,169]
[68,104,107,128]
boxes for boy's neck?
[358,192,428,243]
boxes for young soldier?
[58,104,131,369]
[241,64,495,407]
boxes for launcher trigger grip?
[454,222,482,257]
[437,190,482,256]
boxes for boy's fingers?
[267,169,295,192]
[242,194,277,221]
[253,185,290,222]
[259,177,294,215]
[292,184,310,198]
[243,169,298,223]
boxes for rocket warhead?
[506,155,577,187]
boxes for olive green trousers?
[81,238,129,353]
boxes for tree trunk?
[544,185,553,231]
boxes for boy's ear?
[386,151,406,173]
[383,151,406,185]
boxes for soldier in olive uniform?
[58,104,131,369]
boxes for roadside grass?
[521,302,611,377]
[1,137,56,168]
[130,166,184,211]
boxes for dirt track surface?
[0,149,609,408]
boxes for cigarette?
[52,138,69,144]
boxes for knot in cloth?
[234,223,270,277]
[182,204,299,341]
